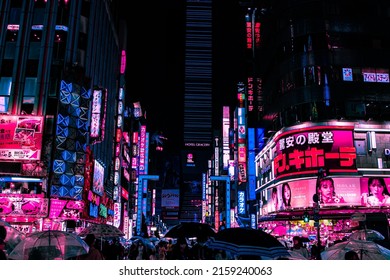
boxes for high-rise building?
[0,0,127,234]
[242,0,390,240]
[180,0,214,222]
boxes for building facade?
[246,0,390,244]
[0,0,128,235]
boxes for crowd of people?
[0,227,368,261]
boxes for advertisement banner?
[360,177,390,207]
[0,194,48,217]
[262,177,362,213]
[0,115,44,161]
[273,126,357,179]
[92,160,105,196]
[49,199,84,219]
[161,189,180,207]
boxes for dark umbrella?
[204,227,291,259]
[163,222,217,240]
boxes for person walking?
[0,226,8,260]
[78,234,104,260]
[166,237,191,260]
[0,239,7,260]
[345,250,359,260]
[290,236,309,259]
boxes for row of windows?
[274,100,390,130]
[272,32,390,61]
[8,0,70,24]
[0,77,37,114]
[279,66,390,94]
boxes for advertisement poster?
[0,115,44,160]
[92,160,105,196]
[49,198,84,219]
[161,189,180,207]
[273,127,357,179]
[0,194,48,217]
[360,177,390,207]
[263,177,363,212]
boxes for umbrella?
[0,219,26,255]
[321,239,390,260]
[78,223,125,238]
[8,230,89,260]
[163,222,217,240]
[348,229,385,242]
[130,236,156,251]
[283,250,308,260]
[204,227,290,259]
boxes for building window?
[0,77,12,113]
[21,77,37,115]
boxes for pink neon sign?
[273,126,357,179]
[0,115,44,161]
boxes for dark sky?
[127,1,246,152]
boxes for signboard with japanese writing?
[261,177,362,213]
[273,126,357,180]
[49,198,84,219]
[0,115,44,161]
[238,190,246,215]
[0,194,48,217]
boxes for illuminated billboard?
[49,199,84,219]
[138,125,147,174]
[273,125,357,180]
[0,115,44,161]
[90,88,107,142]
[92,160,105,196]
[261,176,390,214]
[161,189,180,208]
[0,194,48,217]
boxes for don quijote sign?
[273,125,357,179]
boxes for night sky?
[127,1,246,153]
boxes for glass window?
[30,30,42,42]
[1,60,13,76]
[6,29,18,42]
[24,77,37,97]
[0,77,12,113]
[0,77,12,96]
[22,77,38,113]
[0,96,9,113]
[25,60,39,77]
[29,42,41,59]
[33,8,45,24]
[9,7,21,24]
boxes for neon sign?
[273,126,357,179]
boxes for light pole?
[314,168,328,259]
